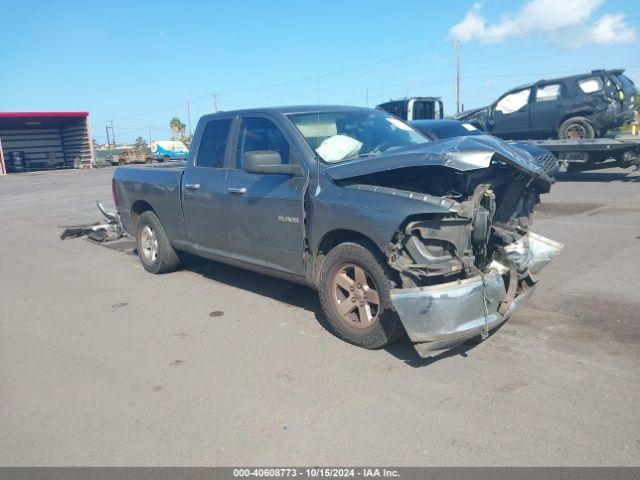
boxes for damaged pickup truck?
[112,106,562,357]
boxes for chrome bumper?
[390,232,562,357]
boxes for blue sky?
[1,0,638,143]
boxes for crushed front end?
[338,138,564,357]
[389,230,562,357]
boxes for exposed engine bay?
[340,157,553,289]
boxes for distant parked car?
[410,119,559,178]
[455,69,637,140]
[110,148,154,166]
[151,140,189,162]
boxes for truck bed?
[113,163,188,244]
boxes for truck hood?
[325,135,552,185]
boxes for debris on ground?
[60,201,124,242]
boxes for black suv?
[455,69,637,140]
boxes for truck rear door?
[224,114,307,276]
[181,116,233,255]
[529,81,567,136]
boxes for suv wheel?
[318,242,404,349]
[558,117,595,140]
[135,211,181,274]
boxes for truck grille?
[537,153,559,175]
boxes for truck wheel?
[163,155,170,162]
[318,242,404,349]
[118,159,125,166]
[558,117,595,140]
[135,211,180,274]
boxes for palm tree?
[169,117,186,141]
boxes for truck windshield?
[288,110,429,163]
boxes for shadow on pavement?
[183,254,321,312]
[92,244,488,367]
[382,326,505,367]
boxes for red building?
[0,112,95,174]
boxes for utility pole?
[454,41,461,114]
[211,92,218,113]
[186,100,192,138]
[110,120,116,148]
[105,124,111,151]
[148,126,152,146]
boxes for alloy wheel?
[332,263,380,328]
[140,225,158,263]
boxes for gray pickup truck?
[112,106,562,357]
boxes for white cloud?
[585,13,637,45]
[450,0,636,46]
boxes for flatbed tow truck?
[378,98,640,172]
[518,136,640,172]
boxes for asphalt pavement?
[0,166,639,466]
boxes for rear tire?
[318,242,404,349]
[558,117,595,140]
[163,155,170,162]
[135,211,180,274]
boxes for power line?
[89,9,640,132]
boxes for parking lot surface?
[1,166,639,466]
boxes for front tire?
[135,211,180,274]
[318,242,404,349]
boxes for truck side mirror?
[243,151,302,175]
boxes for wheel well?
[558,113,593,129]
[131,200,155,231]
[314,229,382,284]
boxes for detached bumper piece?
[59,201,124,242]
[390,232,562,358]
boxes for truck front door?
[181,116,233,255]
[225,115,307,276]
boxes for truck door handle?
[184,183,200,190]
[228,186,247,194]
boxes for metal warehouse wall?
[1,128,65,165]
[0,117,93,170]
[61,119,93,165]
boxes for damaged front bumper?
[389,232,563,357]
